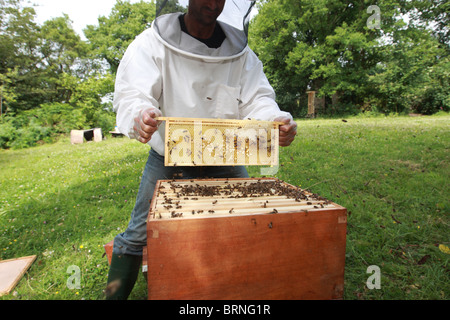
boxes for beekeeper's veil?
[154,0,256,58]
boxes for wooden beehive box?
[146,178,347,300]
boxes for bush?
[412,83,450,115]
[10,122,53,149]
[37,103,86,133]
[0,102,120,150]
[0,103,92,149]
[412,57,450,115]
[0,120,17,149]
[91,108,116,135]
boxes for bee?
[212,200,218,205]
[171,212,183,218]
[208,210,215,214]
[229,208,234,214]
[271,209,278,214]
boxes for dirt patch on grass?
[389,159,424,172]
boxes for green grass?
[1,114,449,300]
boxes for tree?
[0,0,116,149]
[0,68,18,116]
[85,0,187,74]
[367,25,448,113]
[249,0,448,115]
[249,0,395,115]
[0,0,41,113]
[0,0,92,112]
[84,0,157,74]
[406,0,449,49]
[60,72,115,125]
[366,1,449,114]
[39,15,90,104]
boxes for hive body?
[146,178,347,300]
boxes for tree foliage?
[1,0,41,112]
[0,0,94,113]
[249,0,449,116]
[84,0,186,74]
[84,0,157,74]
[0,0,115,148]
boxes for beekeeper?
[107,0,297,299]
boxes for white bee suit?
[113,4,292,156]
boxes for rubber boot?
[105,253,142,300]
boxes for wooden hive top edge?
[148,178,345,220]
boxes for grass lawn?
[1,114,449,300]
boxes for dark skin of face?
[184,0,226,39]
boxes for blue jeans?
[113,148,249,256]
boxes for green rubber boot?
[105,253,142,300]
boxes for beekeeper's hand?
[274,116,297,147]
[133,108,162,144]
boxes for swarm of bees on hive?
[151,179,333,220]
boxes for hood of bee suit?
[153,0,256,59]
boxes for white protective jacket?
[113,12,292,156]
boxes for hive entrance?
[159,117,281,167]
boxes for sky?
[29,0,250,40]
[30,0,143,39]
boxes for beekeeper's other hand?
[274,116,297,147]
[133,108,162,144]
